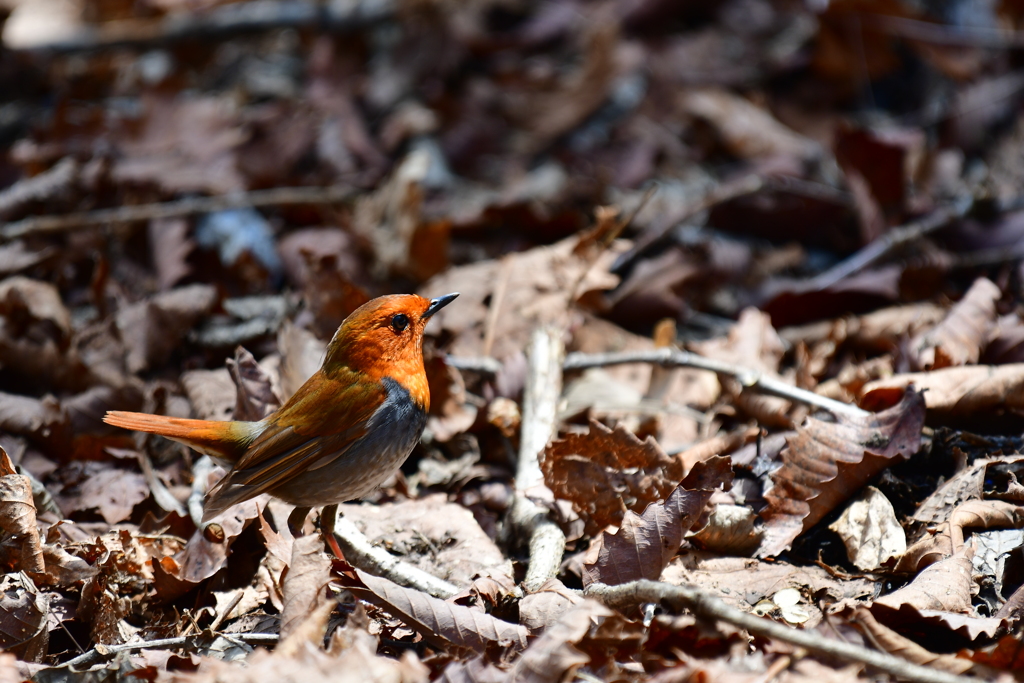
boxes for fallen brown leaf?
[862,364,1024,415]
[758,388,925,557]
[542,419,683,535]
[911,277,1000,370]
[346,569,529,654]
[581,458,732,587]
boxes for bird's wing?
[202,367,387,518]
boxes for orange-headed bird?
[105,293,458,523]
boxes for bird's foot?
[318,504,345,560]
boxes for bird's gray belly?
[273,377,427,506]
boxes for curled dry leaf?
[227,345,281,421]
[0,573,47,662]
[157,495,268,598]
[542,419,683,535]
[346,569,529,654]
[690,503,763,557]
[876,550,974,614]
[849,607,975,675]
[581,457,732,588]
[828,486,906,571]
[911,277,1000,370]
[862,363,1024,415]
[0,453,44,574]
[897,499,1024,575]
[519,578,585,633]
[180,368,236,424]
[757,388,925,557]
[279,533,332,641]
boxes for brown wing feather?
[202,367,386,519]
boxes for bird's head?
[323,293,458,388]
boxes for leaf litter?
[3,0,1024,680]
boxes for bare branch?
[509,327,567,593]
[586,580,979,683]
[65,632,279,670]
[328,509,459,599]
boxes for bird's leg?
[287,506,312,537]
[318,504,346,560]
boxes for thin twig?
[808,198,972,290]
[329,510,459,599]
[509,327,567,593]
[449,349,868,418]
[585,580,978,683]
[11,0,393,53]
[65,632,279,670]
[1,185,355,240]
[564,349,869,419]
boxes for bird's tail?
[104,411,253,463]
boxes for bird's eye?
[391,313,410,332]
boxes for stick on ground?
[509,327,567,593]
[586,580,979,683]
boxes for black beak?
[423,292,459,319]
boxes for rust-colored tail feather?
[104,411,250,463]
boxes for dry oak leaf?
[876,549,974,614]
[581,457,732,588]
[542,419,683,535]
[911,277,1000,370]
[346,569,529,654]
[862,363,1024,415]
[0,573,47,662]
[757,388,925,557]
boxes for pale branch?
[449,348,868,419]
[511,327,567,593]
[11,0,393,53]
[586,580,979,683]
[328,509,459,599]
[65,632,279,670]
[1,185,355,240]
[570,349,869,419]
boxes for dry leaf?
[828,486,906,571]
[581,458,732,587]
[758,388,925,557]
[347,569,529,654]
[862,364,1024,415]
[279,533,331,641]
[912,277,1001,370]
[542,419,683,535]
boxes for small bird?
[104,293,458,528]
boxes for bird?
[104,292,458,532]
